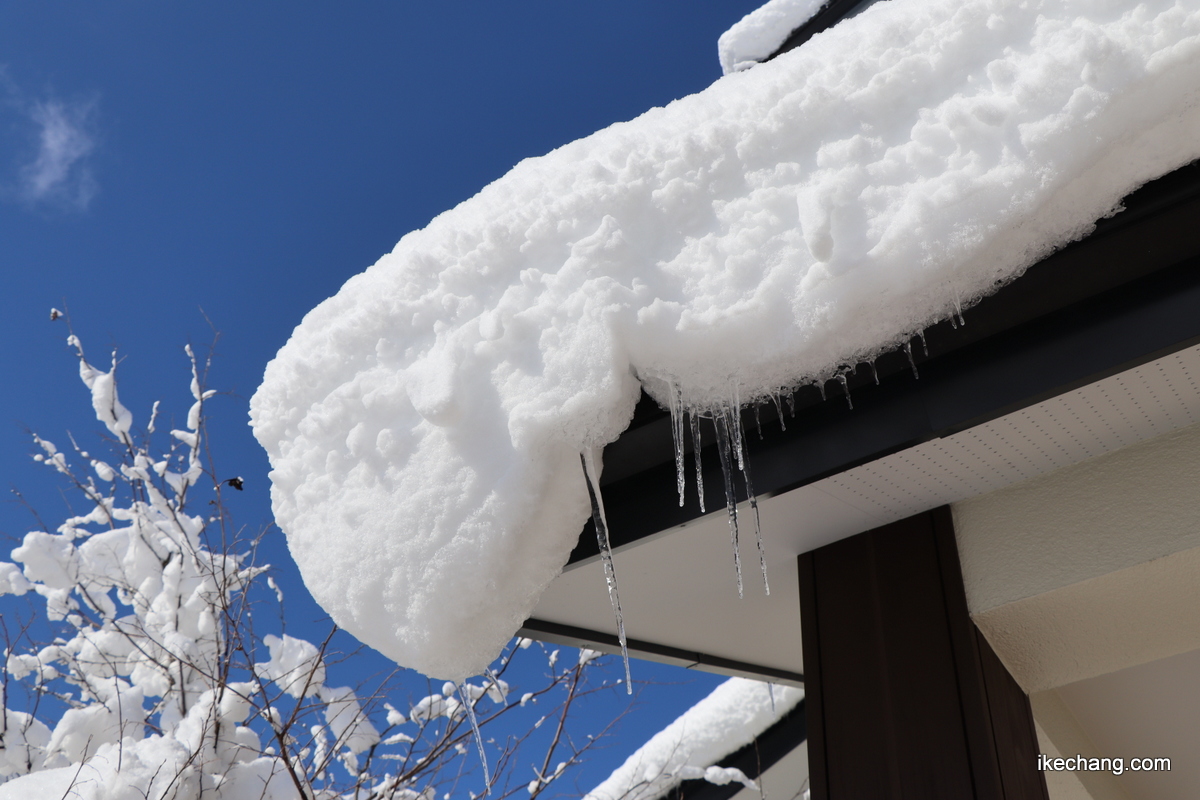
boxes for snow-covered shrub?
[0,330,621,800]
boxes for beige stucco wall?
[952,420,1200,691]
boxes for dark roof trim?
[568,161,1200,566]
[766,0,880,62]
[518,618,804,687]
[666,700,807,800]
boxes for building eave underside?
[520,159,1200,686]
[570,159,1200,565]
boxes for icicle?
[580,452,633,694]
[667,381,686,508]
[767,682,776,713]
[731,385,744,471]
[917,330,929,357]
[953,291,966,327]
[714,406,744,599]
[867,360,880,385]
[690,412,706,514]
[816,381,827,402]
[836,374,853,410]
[786,391,796,417]
[458,683,492,793]
[771,393,786,432]
[949,314,958,330]
[903,342,919,379]
[753,403,763,440]
[734,407,769,596]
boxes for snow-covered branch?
[0,330,627,800]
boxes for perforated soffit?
[528,344,1200,681]
[561,340,1200,567]
[815,343,1200,527]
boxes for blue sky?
[0,1,769,793]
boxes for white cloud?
[18,98,97,210]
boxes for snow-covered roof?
[251,0,1200,681]
[584,678,802,800]
[717,0,826,75]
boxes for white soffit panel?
[815,343,1200,530]
[530,343,1200,679]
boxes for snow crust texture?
[251,0,1200,681]
[585,678,802,800]
[717,0,827,74]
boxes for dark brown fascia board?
[518,618,804,688]
[567,161,1200,566]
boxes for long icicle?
[667,380,686,507]
[771,392,786,431]
[690,410,706,514]
[734,403,769,596]
[714,406,743,598]
[836,374,853,410]
[731,385,744,471]
[580,451,633,694]
[458,683,491,793]
[903,341,920,379]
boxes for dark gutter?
[518,618,804,687]
[568,161,1200,566]
[666,700,807,800]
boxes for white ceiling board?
[1056,646,1200,800]
[530,343,1200,679]
[533,480,887,678]
[819,343,1200,524]
[533,501,806,676]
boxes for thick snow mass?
[252,0,1200,680]
[718,0,827,74]
[585,678,803,800]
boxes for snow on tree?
[0,330,625,799]
[250,0,1200,685]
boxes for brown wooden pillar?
[797,506,1048,800]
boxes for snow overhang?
[758,0,884,67]
[523,160,1200,683]
[252,0,1200,682]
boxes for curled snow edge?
[717,0,827,75]
[585,678,803,800]
[251,0,1200,681]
